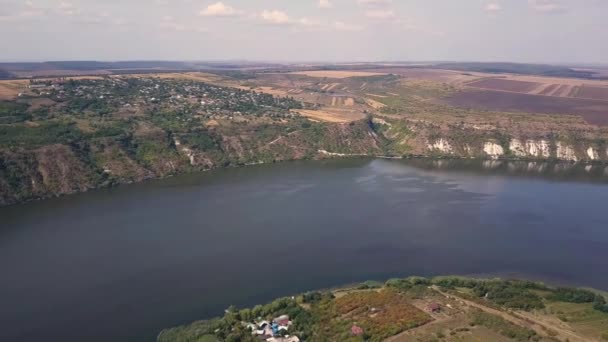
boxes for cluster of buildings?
[246,315,300,342]
[23,77,300,120]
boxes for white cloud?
[334,21,364,32]
[318,0,332,9]
[357,0,392,7]
[484,2,502,12]
[260,10,291,25]
[58,1,79,16]
[200,2,237,17]
[160,16,186,31]
[365,9,395,19]
[529,0,567,13]
[159,15,207,32]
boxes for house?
[427,303,441,313]
[273,315,290,327]
[351,325,364,336]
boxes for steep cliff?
[375,116,608,163]
[0,120,384,206]
[3,114,608,206]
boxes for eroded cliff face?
[0,120,383,206]
[376,117,608,163]
[2,115,608,206]
[509,139,551,158]
[0,144,102,205]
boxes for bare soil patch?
[252,86,289,96]
[293,109,365,122]
[578,85,608,101]
[365,98,387,109]
[466,78,542,93]
[442,89,608,126]
[0,80,28,99]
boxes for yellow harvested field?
[327,83,339,91]
[366,93,388,98]
[253,86,289,96]
[128,72,220,82]
[329,97,355,107]
[365,98,386,109]
[288,70,388,79]
[293,109,365,123]
[0,80,29,99]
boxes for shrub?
[549,288,597,303]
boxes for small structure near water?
[247,314,298,341]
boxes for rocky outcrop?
[556,143,578,162]
[587,147,600,161]
[483,142,504,159]
[427,139,453,154]
[0,144,102,206]
[509,139,551,158]
[3,115,608,207]
[0,120,384,206]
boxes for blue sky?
[0,0,606,63]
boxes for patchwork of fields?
[442,90,608,126]
[4,65,608,127]
[465,76,608,101]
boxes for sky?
[0,0,607,64]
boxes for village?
[19,76,303,122]
[244,314,300,342]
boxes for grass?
[469,310,539,342]
[0,121,83,148]
[334,289,432,341]
[545,301,608,340]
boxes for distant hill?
[433,62,605,79]
[0,69,14,79]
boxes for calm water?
[2,159,608,341]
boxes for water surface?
[1,159,608,341]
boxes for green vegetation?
[159,276,608,342]
[2,76,372,205]
[470,311,539,341]
[0,101,30,123]
[548,287,598,303]
[0,121,83,147]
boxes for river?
[1,158,608,341]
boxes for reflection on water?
[408,158,608,183]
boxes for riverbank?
[158,276,608,342]
[4,109,608,207]
[4,147,608,208]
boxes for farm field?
[287,70,388,78]
[578,85,608,101]
[352,66,608,102]
[442,89,608,126]
[0,79,29,99]
[160,277,608,342]
[466,78,543,93]
[361,67,483,85]
[248,69,608,126]
[293,108,365,123]
[0,76,108,99]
